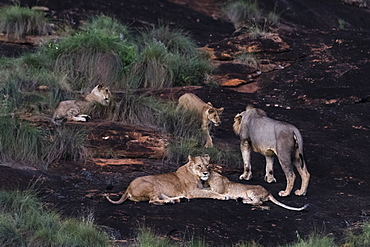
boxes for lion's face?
[188,155,212,181]
[206,105,224,126]
[92,85,111,106]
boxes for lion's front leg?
[240,140,252,180]
[188,189,228,201]
[202,121,213,148]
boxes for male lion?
[52,84,111,125]
[105,155,227,205]
[233,105,310,197]
[178,93,224,148]
[205,171,308,211]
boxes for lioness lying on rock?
[52,84,111,125]
[233,105,310,197]
[203,171,308,211]
[178,93,224,148]
[105,155,227,205]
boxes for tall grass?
[123,24,213,89]
[236,52,259,70]
[0,190,110,247]
[44,15,136,90]
[0,117,47,167]
[0,117,90,168]
[50,29,136,90]
[224,0,280,36]
[343,221,370,246]
[282,232,336,247]
[0,5,50,39]
[46,125,91,165]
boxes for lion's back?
[178,93,206,113]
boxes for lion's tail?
[268,195,308,211]
[105,191,129,204]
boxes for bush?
[0,5,50,39]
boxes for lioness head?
[91,84,111,106]
[188,154,212,181]
[206,103,224,126]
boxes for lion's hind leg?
[149,194,186,205]
[241,193,270,210]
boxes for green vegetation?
[224,0,280,37]
[0,190,109,247]
[0,5,50,39]
[0,117,89,168]
[236,52,260,70]
[343,221,370,247]
[131,224,370,247]
[49,18,137,90]
[1,189,368,247]
[124,24,213,89]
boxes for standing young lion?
[205,171,308,211]
[52,84,111,125]
[105,155,227,205]
[178,93,224,148]
[233,105,310,197]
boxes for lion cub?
[52,84,111,125]
[178,93,224,148]
[105,155,227,205]
[205,171,308,211]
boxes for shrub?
[0,5,50,39]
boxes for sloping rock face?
[88,121,168,159]
[2,0,370,246]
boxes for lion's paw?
[278,190,290,197]
[239,173,252,180]
[294,189,306,196]
[264,175,277,183]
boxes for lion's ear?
[234,113,242,122]
[203,154,210,161]
[217,107,224,115]
[188,155,193,162]
[207,102,213,107]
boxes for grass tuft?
[0,190,110,247]
[224,0,280,36]
[0,5,50,39]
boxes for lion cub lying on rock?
[178,93,224,148]
[204,171,308,211]
[52,84,111,125]
[105,155,227,205]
